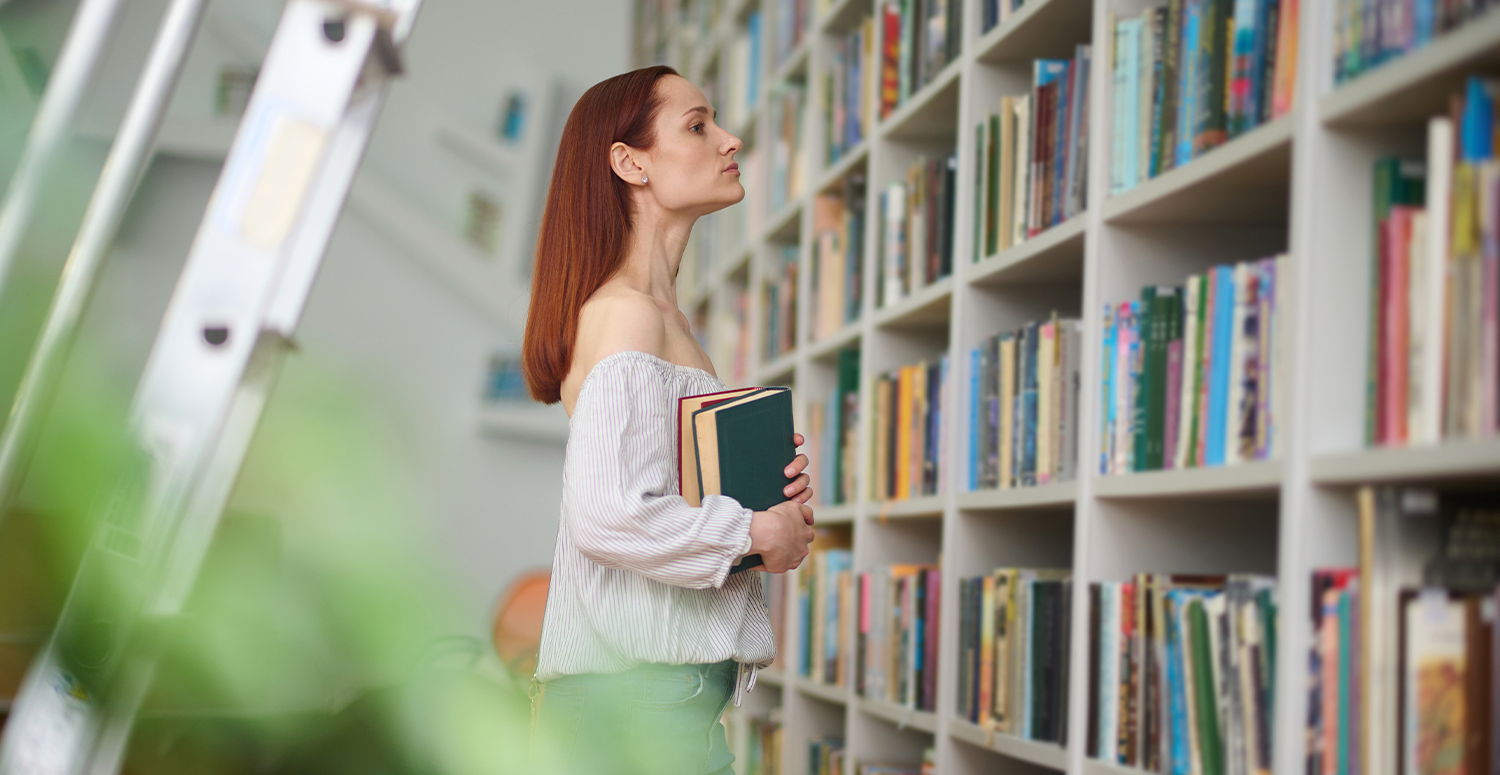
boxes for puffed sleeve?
[561,353,755,589]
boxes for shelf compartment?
[856,696,938,733]
[817,139,870,193]
[1092,460,1283,499]
[817,0,870,35]
[1310,438,1500,485]
[948,717,1069,770]
[815,501,857,523]
[807,320,861,361]
[772,41,810,85]
[874,277,954,328]
[1322,11,1500,128]
[757,349,798,384]
[869,494,945,520]
[794,676,851,705]
[974,0,1094,64]
[880,60,963,142]
[969,214,1086,286]
[1102,116,1294,225]
[763,198,804,244]
[956,481,1076,511]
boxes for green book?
[689,386,796,574]
[1134,286,1157,471]
[1188,597,1224,775]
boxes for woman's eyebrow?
[683,106,711,118]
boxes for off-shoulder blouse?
[533,350,777,684]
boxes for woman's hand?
[746,501,816,573]
[782,432,814,525]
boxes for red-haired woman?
[522,66,816,775]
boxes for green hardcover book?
[1188,596,1225,775]
[836,348,861,503]
[975,121,986,264]
[987,112,1001,257]
[1133,286,1157,471]
[1150,287,1179,469]
[689,385,796,573]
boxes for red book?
[880,3,901,119]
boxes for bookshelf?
[635,0,1500,773]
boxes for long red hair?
[523,65,679,404]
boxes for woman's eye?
[691,123,704,134]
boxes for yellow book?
[896,367,914,500]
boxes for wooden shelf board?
[879,60,963,142]
[757,349,798,384]
[1310,438,1500,485]
[477,404,570,444]
[869,494,945,520]
[956,481,1077,511]
[948,718,1069,770]
[1322,11,1500,127]
[764,198,804,244]
[1101,116,1294,225]
[818,0,870,35]
[816,140,870,194]
[1093,460,1283,499]
[969,214,1087,286]
[874,277,954,328]
[806,320,862,361]
[1084,758,1154,775]
[974,0,1094,64]
[794,676,851,705]
[815,501,857,523]
[856,696,938,733]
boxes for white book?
[1176,275,1202,469]
[1012,97,1032,247]
[1036,322,1056,483]
[1406,212,1430,442]
[883,183,907,306]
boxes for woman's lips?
[725,163,740,174]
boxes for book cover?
[691,386,796,573]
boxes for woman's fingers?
[783,472,811,497]
[793,432,804,447]
[783,453,809,479]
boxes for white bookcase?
[636,0,1500,773]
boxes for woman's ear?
[610,142,649,186]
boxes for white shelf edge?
[877,58,963,141]
[1092,459,1283,499]
[793,676,851,705]
[868,494,945,520]
[948,717,1070,770]
[1310,438,1500,484]
[956,481,1077,510]
[968,214,1087,286]
[855,695,938,733]
[873,276,955,328]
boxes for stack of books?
[724,12,764,131]
[878,153,958,308]
[1335,0,1497,83]
[871,356,950,502]
[967,315,1084,491]
[807,349,861,507]
[809,737,846,775]
[798,548,853,685]
[825,18,875,165]
[1098,255,1287,476]
[955,569,1073,744]
[1087,574,1278,775]
[770,82,807,212]
[764,245,799,362]
[972,49,1093,261]
[774,0,809,65]
[1364,77,1499,448]
[1107,0,1297,195]
[857,564,943,711]
[877,0,964,119]
[810,177,867,342]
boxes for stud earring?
[642,175,648,184]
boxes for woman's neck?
[614,205,696,305]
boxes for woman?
[521,66,817,775]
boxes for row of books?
[1334,0,1497,84]
[811,175,867,342]
[809,737,845,775]
[708,283,752,385]
[878,0,963,120]
[955,569,1074,743]
[807,349,861,507]
[1107,0,1297,195]
[1087,574,1278,775]
[722,12,764,132]
[799,548,854,684]
[973,49,1093,260]
[857,564,943,711]
[877,153,957,309]
[764,245,799,362]
[967,316,1084,491]
[774,0,809,66]
[1099,255,1287,476]
[871,356,950,502]
[730,709,783,775]
[1308,487,1500,775]
[769,82,807,213]
[1364,77,1499,448]
[978,0,1030,34]
[825,18,876,166]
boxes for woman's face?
[639,75,744,216]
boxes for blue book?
[1176,0,1201,166]
[1462,76,1495,162]
[1165,589,1195,775]
[1414,0,1435,45]
[1101,303,1117,474]
[825,550,852,677]
[1020,323,1040,484]
[1052,59,1073,225]
[1229,0,1258,135]
[938,355,950,492]
[747,12,762,110]
[1121,19,1142,188]
[1205,265,1235,466]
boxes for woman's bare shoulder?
[562,287,670,413]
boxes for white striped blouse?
[533,350,777,684]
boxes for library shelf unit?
[633,0,1500,772]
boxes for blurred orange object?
[491,570,550,677]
